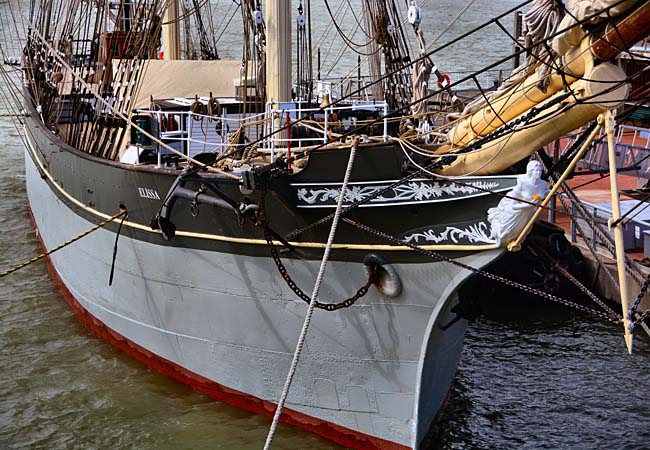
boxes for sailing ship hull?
[23,113,505,449]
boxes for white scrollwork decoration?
[296,180,501,205]
[403,221,497,245]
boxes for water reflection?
[426,311,650,450]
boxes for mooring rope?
[0,210,127,279]
[262,140,358,450]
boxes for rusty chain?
[526,241,620,320]
[342,217,623,324]
[256,193,376,311]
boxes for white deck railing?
[133,100,389,166]
[264,100,389,161]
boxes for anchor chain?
[343,217,622,324]
[527,241,620,320]
[629,273,650,317]
[256,194,376,311]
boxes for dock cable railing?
[580,125,650,179]
[558,186,650,333]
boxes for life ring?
[437,73,451,90]
[364,253,402,298]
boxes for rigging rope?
[237,0,640,162]
[0,210,127,279]
[262,140,358,450]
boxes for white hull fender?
[25,147,502,449]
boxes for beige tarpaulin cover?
[124,59,245,108]
[552,0,637,54]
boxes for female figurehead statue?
[487,160,549,247]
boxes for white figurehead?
[487,160,549,247]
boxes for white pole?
[606,110,634,354]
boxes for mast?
[162,0,180,60]
[363,1,382,101]
[265,0,291,104]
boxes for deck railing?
[264,100,388,161]
[133,100,389,166]
[562,125,650,179]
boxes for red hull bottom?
[28,207,409,450]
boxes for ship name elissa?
[138,187,161,200]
